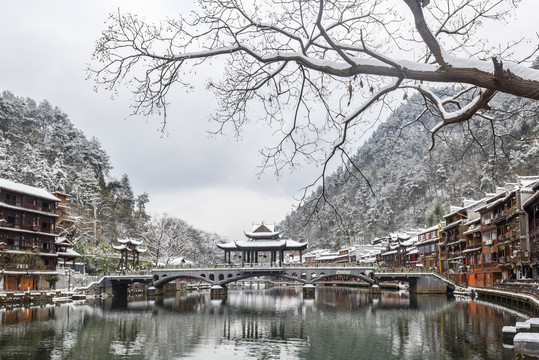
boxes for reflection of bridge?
[83,266,454,296]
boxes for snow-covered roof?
[442,219,463,232]
[117,238,144,246]
[244,223,281,239]
[400,239,416,247]
[55,237,74,246]
[523,190,539,209]
[418,225,439,235]
[390,232,410,241]
[135,246,147,253]
[57,248,81,258]
[463,247,481,253]
[317,254,340,261]
[217,239,307,250]
[0,178,60,202]
[168,257,194,266]
[245,231,280,239]
[251,223,275,233]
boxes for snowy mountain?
[279,91,539,250]
[0,91,223,270]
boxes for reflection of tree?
[0,290,525,359]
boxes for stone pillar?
[369,284,381,294]
[148,286,164,296]
[210,285,227,299]
[302,284,315,299]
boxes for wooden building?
[217,223,307,267]
[416,225,441,270]
[0,179,60,290]
[524,180,539,278]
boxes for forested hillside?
[279,91,539,250]
[0,91,222,271]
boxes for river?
[0,287,526,359]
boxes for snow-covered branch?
[89,0,539,197]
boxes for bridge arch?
[310,272,374,285]
[219,272,306,286]
[153,274,213,288]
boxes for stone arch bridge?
[152,266,375,289]
[84,266,454,296]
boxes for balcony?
[22,203,38,210]
[493,213,507,224]
[2,198,18,206]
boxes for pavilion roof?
[245,223,280,240]
[117,238,144,246]
[217,239,307,251]
[57,248,81,258]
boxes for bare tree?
[90,0,538,200]
[141,213,187,266]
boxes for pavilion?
[112,238,147,270]
[217,223,307,267]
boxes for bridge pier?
[211,285,227,299]
[302,284,315,299]
[147,286,164,296]
[369,284,381,294]
[407,277,448,294]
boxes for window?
[483,230,497,245]
[5,193,18,204]
[483,253,491,263]
[7,238,18,250]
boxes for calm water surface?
[0,287,527,359]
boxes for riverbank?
[0,290,101,308]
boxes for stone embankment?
[504,318,539,358]
[0,291,60,306]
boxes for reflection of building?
[0,179,60,290]
[217,223,307,266]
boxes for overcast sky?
[1,0,537,240]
